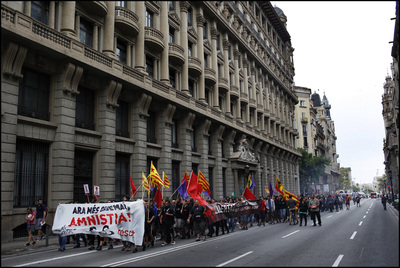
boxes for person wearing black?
[382,195,388,210]
[161,200,175,246]
[143,200,155,250]
[286,195,298,225]
[35,199,47,241]
[298,195,308,226]
[188,200,206,241]
[174,197,184,238]
[181,199,191,239]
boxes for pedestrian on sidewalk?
[382,195,388,210]
[25,207,36,246]
[35,199,47,241]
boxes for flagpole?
[162,171,164,197]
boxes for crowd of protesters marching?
[47,191,378,252]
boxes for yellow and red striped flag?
[142,172,150,194]
[163,172,170,188]
[150,161,163,188]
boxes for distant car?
[370,192,377,198]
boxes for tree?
[298,148,330,194]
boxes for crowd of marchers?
[49,192,375,252]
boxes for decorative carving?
[196,14,205,27]
[234,138,259,163]
[203,119,211,137]
[185,112,196,132]
[165,104,176,125]
[217,125,225,141]
[139,93,152,118]
[106,80,122,108]
[2,42,27,79]
[63,62,83,95]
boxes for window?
[116,1,127,8]
[204,53,208,68]
[145,10,153,27]
[208,167,214,198]
[228,45,231,60]
[18,67,50,121]
[188,41,193,57]
[207,135,212,155]
[74,150,93,203]
[76,86,95,130]
[171,161,180,199]
[169,1,175,11]
[191,127,197,152]
[304,137,308,147]
[146,55,154,77]
[203,22,207,39]
[171,120,178,148]
[169,27,175,43]
[188,79,194,96]
[80,18,93,47]
[115,153,130,201]
[170,69,176,88]
[147,110,157,143]
[116,39,127,64]
[116,100,129,137]
[13,139,48,207]
[216,34,220,50]
[187,7,192,27]
[300,100,306,107]
[31,1,49,25]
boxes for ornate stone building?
[1,1,300,241]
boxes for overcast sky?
[270,1,396,185]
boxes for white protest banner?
[52,200,145,246]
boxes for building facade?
[1,1,301,241]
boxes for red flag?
[243,187,255,200]
[187,172,208,207]
[130,176,137,196]
[154,187,163,208]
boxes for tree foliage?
[298,148,330,193]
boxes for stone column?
[223,37,231,115]
[103,1,115,57]
[234,47,241,120]
[211,25,219,109]
[49,1,55,29]
[160,1,169,84]
[196,12,205,101]
[159,104,174,197]
[126,42,132,67]
[98,80,119,200]
[135,2,145,72]
[243,57,249,124]
[93,24,99,50]
[61,1,76,37]
[180,2,189,93]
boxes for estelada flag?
[243,186,255,200]
[130,176,137,196]
[274,176,284,195]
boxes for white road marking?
[282,230,300,238]
[14,251,97,267]
[359,221,363,226]
[216,251,254,267]
[332,254,344,267]
[350,231,357,239]
[363,215,366,218]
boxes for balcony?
[301,117,308,123]
[230,85,239,99]
[218,77,229,93]
[168,43,185,66]
[80,1,108,16]
[204,67,216,85]
[115,7,139,37]
[144,27,164,53]
[188,56,202,76]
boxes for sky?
[270,1,396,185]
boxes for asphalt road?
[2,198,398,267]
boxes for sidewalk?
[1,235,61,258]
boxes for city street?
[2,198,398,267]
